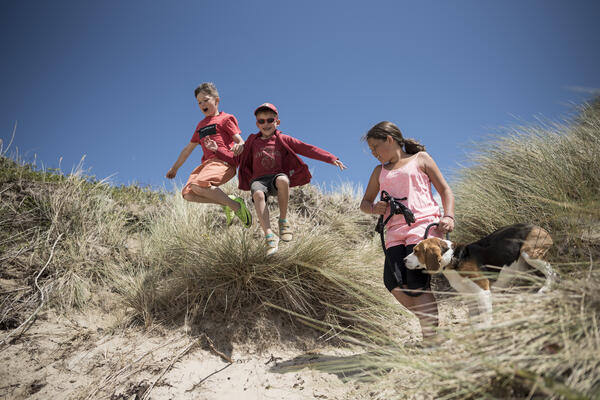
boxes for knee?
[275,175,289,189]
[252,191,266,203]
[190,184,208,195]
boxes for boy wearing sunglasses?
[166,82,252,227]
[237,103,346,255]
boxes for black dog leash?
[374,190,416,287]
[375,190,415,253]
[424,222,450,240]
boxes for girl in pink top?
[360,121,455,343]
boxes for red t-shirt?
[250,135,285,179]
[190,112,241,164]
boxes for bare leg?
[275,175,290,220]
[187,184,239,210]
[183,192,213,204]
[391,287,439,340]
[253,190,273,236]
[411,292,439,339]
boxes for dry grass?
[452,106,599,253]
[117,180,385,339]
[310,101,600,398]
[327,268,600,399]
[1,149,384,346]
[0,152,159,335]
[4,102,598,398]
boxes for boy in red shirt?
[166,82,251,227]
[238,103,346,255]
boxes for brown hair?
[194,82,219,98]
[364,121,426,154]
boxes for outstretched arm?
[282,135,339,164]
[420,152,455,232]
[333,159,347,171]
[166,142,198,178]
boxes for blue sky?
[1,1,599,194]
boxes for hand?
[372,200,388,215]
[334,159,347,171]
[166,168,177,179]
[438,216,455,233]
[204,137,218,152]
[231,142,244,156]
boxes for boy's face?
[256,111,279,138]
[196,92,219,117]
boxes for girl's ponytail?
[403,138,426,154]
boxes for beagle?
[404,223,556,327]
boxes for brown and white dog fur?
[404,223,556,328]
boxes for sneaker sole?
[239,203,252,228]
[231,196,252,228]
[222,207,233,225]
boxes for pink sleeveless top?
[379,153,442,248]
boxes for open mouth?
[202,108,209,112]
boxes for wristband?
[443,215,455,220]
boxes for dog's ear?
[425,247,441,271]
[439,240,450,258]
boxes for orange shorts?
[182,159,236,197]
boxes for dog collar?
[449,246,466,269]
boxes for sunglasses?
[257,118,276,125]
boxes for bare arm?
[419,152,455,232]
[360,165,387,215]
[166,142,198,179]
[230,133,245,156]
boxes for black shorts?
[383,244,431,296]
[250,173,287,201]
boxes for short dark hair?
[194,82,219,98]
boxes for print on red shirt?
[251,136,284,179]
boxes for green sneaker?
[222,205,234,225]
[229,195,252,228]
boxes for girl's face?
[367,136,394,163]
